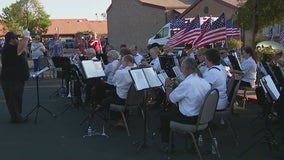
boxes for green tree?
[236,0,284,50]
[0,0,51,36]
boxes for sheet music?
[129,69,149,90]
[81,60,105,79]
[262,75,280,100]
[232,52,242,70]
[158,72,168,92]
[172,66,185,80]
[143,67,162,87]
[158,72,168,87]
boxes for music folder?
[260,75,280,101]
[129,67,162,91]
[81,60,105,79]
[228,52,242,71]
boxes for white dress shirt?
[169,73,211,117]
[134,52,143,65]
[104,59,119,85]
[203,65,228,110]
[241,56,257,87]
[150,57,161,72]
[112,66,133,99]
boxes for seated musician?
[140,46,161,72]
[233,46,257,88]
[160,57,211,148]
[101,54,135,114]
[203,49,228,111]
[90,50,120,105]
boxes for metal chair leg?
[190,132,203,160]
[120,111,130,136]
[208,127,221,158]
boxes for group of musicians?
[57,41,284,149]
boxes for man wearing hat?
[1,30,30,123]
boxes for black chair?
[109,83,145,136]
[168,89,220,160]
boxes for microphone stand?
[25,67,57,123]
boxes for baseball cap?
[5,32,19,42]
[107,50,119,59]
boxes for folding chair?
[109,83,145,136]
[168,89,220,160]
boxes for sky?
[0,0,112,20]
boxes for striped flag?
[169,19,186,29]
[226,19,241,37]
[181,15,201,45]
[193,16,212,47]
[194,13,226,48]
[166,27,187,48]
[279,29,284,46]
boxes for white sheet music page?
[129,69,149,90]
[143,67,162,88]
[263,75,280,100]
[81,60,105,78]
[233,52,243,70]
[172,66,185,80]
[157,72,168,87]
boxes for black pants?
[160,107,198,143]
[1,80,25,120]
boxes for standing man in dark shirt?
[1,30,30,123]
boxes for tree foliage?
[236,0,284,31]
[0,0,51,36]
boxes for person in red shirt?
[88,33,107,64]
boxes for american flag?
[195,13,226,48]
[279,29,284,46]
[180,15,201,45]
[193,16,212,47]
[226,19,241,37]
[166,27,187,48]
[169,19,186,29]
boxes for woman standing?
[31,35,46,72]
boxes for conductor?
[1,30,30,123]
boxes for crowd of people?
[1,29,283,153]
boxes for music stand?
[228,51,242,71]
[159,55,180,78]
[25,66,57,123]
[128,67,162,152]
[239,75,280,157]
[50,56,71,98]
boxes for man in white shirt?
[240,46,257,88]
[129,45,143,65]
[203,49,228,111]
[101,55,135,109]
[160,57,211,145]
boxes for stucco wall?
[107,0,167,52]
[182,0,237,19]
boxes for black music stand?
[239,75,280,157]
[25,67,57,123]
[159,55,180,78]
[50,56,71,98]
[128,67,162,152]
[79,60,106,126]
